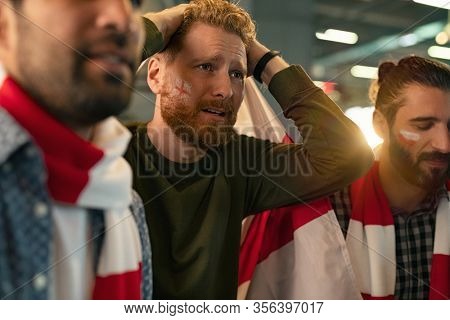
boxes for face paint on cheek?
[165,78,192,107]
[398,129,421,146]
[173,78,192,96]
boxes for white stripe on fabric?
[96,208,142,276]
[247,212,361,299]
[51,206,94,299]
[433,195,450,255]
[235,78,286,142]
[78,117,132,209]
[347,221,396,297]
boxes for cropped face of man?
[149,22,247,147]
[0,0,144,128]
[386,84,450,190]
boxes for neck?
[378,147,428,213]
[147,108,206,163]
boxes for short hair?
[161,0,256,62]
[369,55,450,126]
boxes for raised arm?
[141,4,187,59]
[244,40,374,214]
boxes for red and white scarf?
[0,77,143,299]
[347,162,450,299]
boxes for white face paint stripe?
[400,129,420,142]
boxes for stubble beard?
[389,132,448,191]
[15,19,136,129]
[159,90,238,149]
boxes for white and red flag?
[235,78,361,299]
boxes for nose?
[431,126,450,154]
[211,71,233,100]
[96,0,138,34]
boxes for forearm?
[269,66,373,185]
[247,40,289,84]
[141,4,187,60]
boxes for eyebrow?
[191,55,246,70]
[409,117,439,123]
[409,117,450,129]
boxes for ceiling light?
[316,29,358,44]
[413,0,450,10]
[428,45,450,60]
[350,65,378,79]
[398,34,419,47]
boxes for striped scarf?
[347,162,450,299]
[0,77,143,299]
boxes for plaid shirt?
[330,186,448,299]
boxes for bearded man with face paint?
[330,56,450,299]
[127,0,374,299]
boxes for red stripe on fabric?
[350,162,394,226]
[0,78,104,203]
[239,212,270,284]
[258,198,331,262]
[361,293,394,300]
[238,135,296,284]
[92,263,142,300]
[46,158,89,203]
[282,134,293,144]
[429,254,450,299]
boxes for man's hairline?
[160,21,248,63]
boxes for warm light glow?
[428,45,450,60]
[315,29,359,44]
[435,32,449,45]
[345,106,383,149]
[413,0,450,10]
[350,65,378,79]
[313,81,336,94]
[313,81,325,88]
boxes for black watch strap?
[253,50,281,83]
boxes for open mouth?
[201,108,226,117]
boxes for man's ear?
[147,55,165,94]
[0,3,16,59]
[0,4,10,49]
[372,109,389,141]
